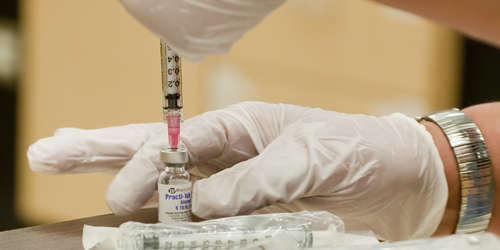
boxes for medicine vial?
[158,148,192,223]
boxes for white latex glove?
[118,0,286,61]
[28,102,447,241]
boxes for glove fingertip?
[191,180,230,219]
[192,174,260,219]
[106,197,137,217]
[191,194,232,219]
[105,167,158,217]
[27,142,60,174]
[106,184,142,216]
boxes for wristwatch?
[417,108,494,234]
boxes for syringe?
[118,223,340,250]
[117,211,345,250]
[160,40,183,148]
[119,225,316,249]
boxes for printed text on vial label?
[159,183,192,222]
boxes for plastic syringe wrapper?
[117,211,345,250]
[332,233,500,250]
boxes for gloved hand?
[28,102,447,241]
[118,0,286,61]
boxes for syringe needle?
[160,40,183,148]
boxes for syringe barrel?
[118,211,344,250]
[122,226,309,250]
[160,40,183,110]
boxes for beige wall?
[17,0,461,224]
[200,0,462,116]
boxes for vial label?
[158,181,192,222]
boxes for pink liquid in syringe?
[167,112,181,148]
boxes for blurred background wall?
[0,0,496,229]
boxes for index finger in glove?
[27,123,165,174]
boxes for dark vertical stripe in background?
[0,0,24,231]
[0,85,19,231]
[0,1,17,20]
[461,38,500,107]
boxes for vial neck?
[165,164,186,172]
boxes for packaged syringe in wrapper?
[117,211,345,250]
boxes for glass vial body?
[158,148,192,223]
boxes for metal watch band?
[417,108,494,234]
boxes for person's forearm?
[372,0,500,47]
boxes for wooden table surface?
[0,208,159,250]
